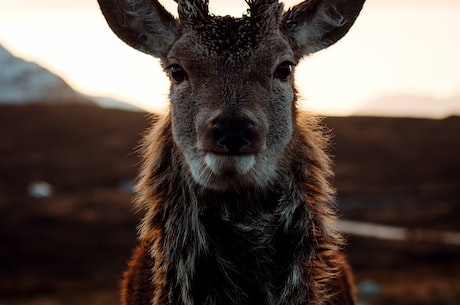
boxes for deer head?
[98,0,365,191]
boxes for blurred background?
[0,0,459,304]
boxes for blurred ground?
[1,104,459,305]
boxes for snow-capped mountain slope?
[0,43,91,104]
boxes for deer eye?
[168,64,188,84]
[274,61,294,81]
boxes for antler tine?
[245,0,279,6]
[177,0,210,26]
[245,0,283,28]
[172,0,208,3]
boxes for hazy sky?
[1,0,459,115]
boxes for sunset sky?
[1,0,459,115]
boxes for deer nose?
[212,118,254,155]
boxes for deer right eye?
[274,61,294,82]
[168,64,188,84]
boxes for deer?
[97,0,365,304]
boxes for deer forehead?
[196,16,266,54]
[168,15,294,67]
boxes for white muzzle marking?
[204,153,256,176]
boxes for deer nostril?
[212,120,254,155]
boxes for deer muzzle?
[198,112,267,156]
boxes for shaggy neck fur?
[133,111,344,305]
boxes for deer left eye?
[168,64,188,84]
[274,62,294,81]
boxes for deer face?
[98,0,365,191]
[166,16,296,190]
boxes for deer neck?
[136,114,336,305]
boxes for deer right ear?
[97,0,178,59]
[281,0,365,60]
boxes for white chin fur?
[204,154,256,175]
[187,152,276,191]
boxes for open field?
[1,104,459,304]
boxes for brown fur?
[120,111,356,305]
[97,0,365,304]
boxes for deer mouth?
[193,153,259,190]
[204,153,256,177]
[187,150,276,191]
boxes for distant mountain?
[0,43,92,105]
[90,96,144,112]
[355,93,460,118]
[0,43,144,111]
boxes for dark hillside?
[0,104,149,193]
[325,116,460,305]
[325,116,460,199]
[0,104,149,303]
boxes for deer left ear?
[97,0,178,60]
[281,0,365,59]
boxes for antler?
[245,0,279,7]
[176,0,210,27]
[245,0,283,30]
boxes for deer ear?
[281,0,365,59]
[97,0,178,59]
